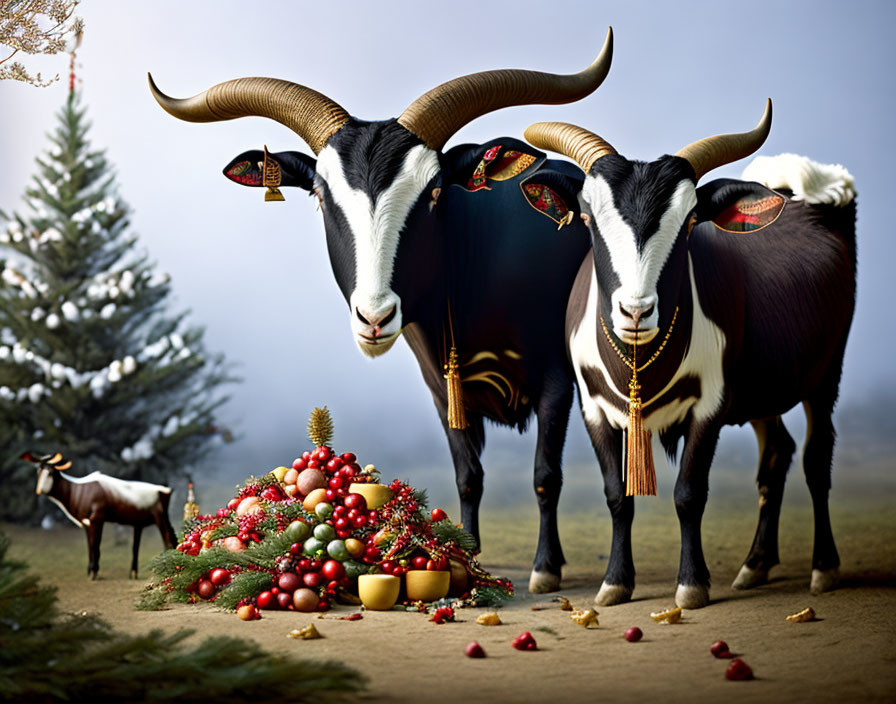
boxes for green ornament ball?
[327,539,350,561]
[303,537,325,556]
[315,502,334,521]
[284,520,311,542]
[313,523,336,542]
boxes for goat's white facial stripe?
[582,175,697,336]
[316,143,440,311]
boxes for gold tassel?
[183,481,199,522]
[624,345,656,496]
[445,345,468,430]
[264,187,285,202]
[262,145,285,202]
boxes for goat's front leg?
[85,520,104,580]
[587,412,634,606]
[674,420,722,609]
[441,413,486,548]
[529,371,573,593]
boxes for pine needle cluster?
[0,532,365,702]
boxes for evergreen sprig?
[0,532,364,702]
[432,520,478,554]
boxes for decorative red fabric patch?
[225,160,262,186]
[465,146,536,191]
[522,183,569,224]
[714,194,785,233]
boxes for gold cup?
[358,574,401,610]
[404,570,451,602]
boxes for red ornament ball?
[431,508,448,522]
[209,568,231,587]
[625,627,643,642]
[276,592,293,610]
[321,560,345,581]
[277,572,302,593]
[196,579,216,599]
[256,590,274,610]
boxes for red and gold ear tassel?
[262,145,285,202]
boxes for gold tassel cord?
[444,301,468,430]
[624,343,656,496]
[600,307,679,497]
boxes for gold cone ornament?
[262,145,285,202]
[600,307,680,496]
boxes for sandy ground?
[5,489,896,704]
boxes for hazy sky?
[2,1,893,506]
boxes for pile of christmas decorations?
[140,408,512,618]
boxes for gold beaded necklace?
[598,306,679,496]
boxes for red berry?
[303,571,323,589]
[341,452,357,463]
[329,476,344,490]
[325,489,337,502]
[290,542,302,555]
[352,515,367,528]
[309,560,322,571]
[334,517,349,531]
[380,560,396,575]
[256,590,273,609]
[725,659,753,681]
[322,560,345,581]
[431,508,448,522]
[511,632,537,651]
[344,493,367,512]
[411,555,429,570]
[292,457,307,470]
[302,451,312,461]
[327,457,344,471]
[625,627,643,642]
[271,587,280,595]
[465,641,486,658]
[711,640,733,658]
[316,447,331,462]
[392,566,406,577]
[298,559,311,572]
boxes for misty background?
[2,1,893,515]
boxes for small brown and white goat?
[23,452,178,579]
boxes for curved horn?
[524,122,616,173]
[676,99,773,181]
[398,27,613,150]
[148,74,350,155]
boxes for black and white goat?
[525,104,856,608]
[148,30,613,593]
[24,452,178,579]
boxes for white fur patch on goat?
[571,256,726,433]
[582,175,697,335]
[65,471,169,510]
[316,143,440,316]
[742,153,855,207]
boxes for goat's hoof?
[732,564,769,590]
[810,567,839,595]
[675,583,710,609]
[528,569,561,594]
[130,570,138,580]
[595,582,632,606]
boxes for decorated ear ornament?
[263,145,285,202]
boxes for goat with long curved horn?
[149,31,615,597]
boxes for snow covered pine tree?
[0,88,235,523]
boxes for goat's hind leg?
[733,416,796,589]
[803,397,840,594]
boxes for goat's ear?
[223,149,317,193]
[519,167,583,228]
[696,178,786,233]
[20,451,37,463]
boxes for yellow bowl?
[348,483,394,509]
[405,570,451,602]
[358,574,401,610]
